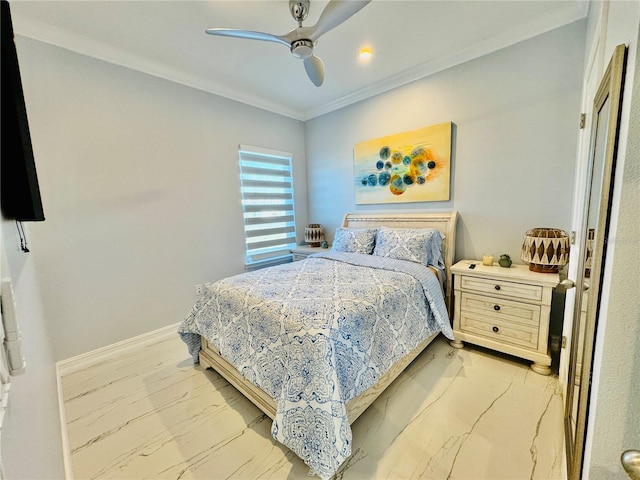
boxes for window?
[239,145,296,270]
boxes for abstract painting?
[354,122,452,204]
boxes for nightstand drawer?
[459,310,539,349]
[459,275,543,302]
[460,292,541,327]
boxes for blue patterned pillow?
[331,227,378,255]
[373,226,444,267]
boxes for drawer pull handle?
[494,285,501,291]
[492,326,499,333]
[494,305,501,311]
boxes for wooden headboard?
[342,212,458,316]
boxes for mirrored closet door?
[564,44,627,480]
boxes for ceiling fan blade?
[205,28,290,47]
[304,55,325,87]
[307,0,371,41]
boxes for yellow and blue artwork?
[354,122,452,204]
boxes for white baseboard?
[55,322,181,479]
[56,322,181,377]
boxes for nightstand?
[450,260,559,375]
[290,245,328,261]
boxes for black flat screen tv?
[1,0,45,222]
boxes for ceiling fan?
[205,0,371,87]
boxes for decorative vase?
[498,254,512,268]
[304,224,324,247]
[521,228,570,273]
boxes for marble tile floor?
[59,334,566,480]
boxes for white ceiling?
[10,0,589,120]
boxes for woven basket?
[521,228,570,273]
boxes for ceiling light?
[359,48,373,60]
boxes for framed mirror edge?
[565,43,628,480]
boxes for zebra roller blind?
[239,145,296,269]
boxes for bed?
[178,212,458,479]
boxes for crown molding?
[12,15,306,121]
[12,2,589,124]
[303,5,590,120]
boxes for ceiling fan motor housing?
[291,39,314,59]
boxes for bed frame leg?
[450,339,464,349]
[199,352,212,370]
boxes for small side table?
[290,245,329,261]
[450,260,559,375]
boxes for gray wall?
[305,21,586,263]
[1,224,64,479]
[1,35,306,479]
[13,37,307,361]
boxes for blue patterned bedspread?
[178,251,453,479]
